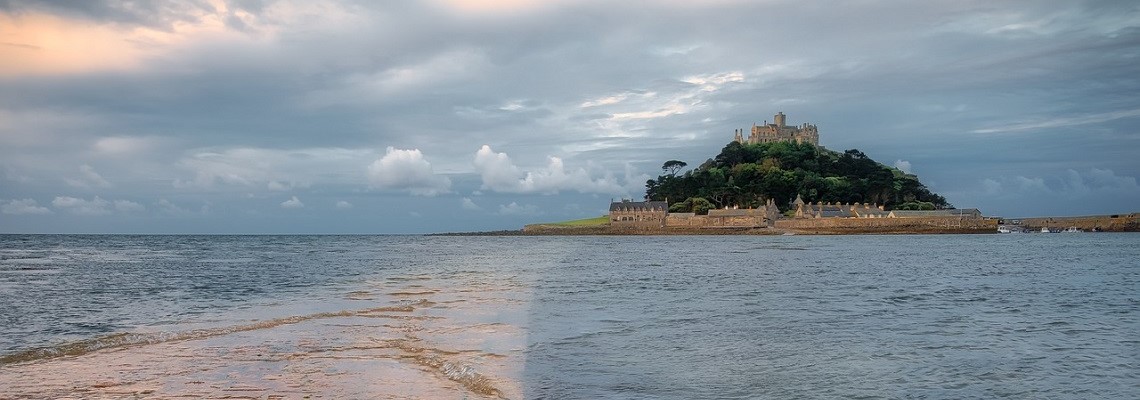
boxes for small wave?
[749,245,810,251]
[884,293,932,303]
[196,257,259,263]
[345,290,375,300]
[0,305,415,366]
[387,275,433,282]
[0,265,60,273]
[389,290,438,296]
[380,338,502,398]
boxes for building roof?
[707,208,764,217]
[890,209,981,217]
[609,200,668,212]
[818,209,853,218]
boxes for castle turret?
[774,112,786,127]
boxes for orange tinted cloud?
[0,13,149,76]
[0,5,242,77]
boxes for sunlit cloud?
[0,5,250,77]
[473,145,633,195]
[367,147,452,196]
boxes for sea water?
[0,234,1137,398]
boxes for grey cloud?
[1,0,1137,232]
[1,198,52,215]
[0,0,217,29]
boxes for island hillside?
[645,141,949,213]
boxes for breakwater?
[1014,213,1139,232]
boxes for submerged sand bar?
[0,277,528,399]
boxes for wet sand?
[0,275,528,399]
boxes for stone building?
[734,112,819,146]
[789,194,982,220]
[791,194,889,218]
[609,199,779,229]
[609,200,668,227]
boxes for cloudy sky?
[1,0,1137,233]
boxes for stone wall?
[1016,214,1140,232]
[775,216,997,233]
[665,212,766,228]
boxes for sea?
[0,234,1136,399]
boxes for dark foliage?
[645,141,950,211]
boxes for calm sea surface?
[0,234,1137,398]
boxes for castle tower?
[732,112,819,146]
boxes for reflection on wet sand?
[0,274,528,399]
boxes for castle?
[733,112,819,146]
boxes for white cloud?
[497,202,541,216]
[113,199,145,213]
[367,147,452,196]
[52,196,111,216]
[173,147,370,191]
[681,71,745,92]
[306,48,490,107]
[156,199,193,216]
[473,145,630,195]
[982,169,1139,198]
[65,164,112,188]
[267,180,293,191]
[1085,168,1139,191]
[580,91,657,108]
[281,196,304,209]
[894,160,912,174]
[971,108,1140,134]
[2,166,32,183]
[1014,176,1050,193]
[460,197,482,211]
[93,136,163,156]
[1,198,52,215]
[335,200,353,209]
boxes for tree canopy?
[661,160,687,177]
[645,141,950,211]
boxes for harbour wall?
[774,216,997,234]
[1014,214,1139,232]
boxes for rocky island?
[514,112,1138,235]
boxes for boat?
[1062,226,1082,233]
[998,225,1015,233]
[1041,227,1053,233]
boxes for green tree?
[644,141,951,211]
[662,160,687,177]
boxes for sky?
[0,0,1138,233]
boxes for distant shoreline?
[434,226,997,236]
[433,212,1139,236]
